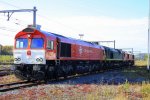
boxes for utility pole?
[147,0,150,72]
[91,40,116,49]
[0,7,37,28]
[0,44,2,55]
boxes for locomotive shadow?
[48,66,149,85]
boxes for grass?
[122,66,150,80]
[135,60,147,66]
[0,55,13,63]
[121,60,150,79]
[1,83,150,100]
[141,82,150,97]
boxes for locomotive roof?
[103,46,132,54]
[18,27,104,49]
[40,30,104,49]
[103,46,121,52]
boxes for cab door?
[46,37,56,60]
[56,37,60,59]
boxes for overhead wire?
[0,0,32,27]
[0,16,26,33]
[0,32,14,37]
[0,0,85,37]
[0,0,21,9]
[37,14,83,34]
[0,0,84,34]
[0,26,18,32]
[0,16,22,37]
[0,12,31,27]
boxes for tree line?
[0,45,13,55]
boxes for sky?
[0,0,149,53]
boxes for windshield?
[16,38,28,49]
[31,38,44,49]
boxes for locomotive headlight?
[14,58,21,61]
[39,58,43,62]
[36,58,40,62]
[14,58,18,61]
[36,58,43,62]
[18,58,21,61]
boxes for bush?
[0,55,13,63]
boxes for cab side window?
[47,40,54,50]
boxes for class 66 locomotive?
[13,25,134,81]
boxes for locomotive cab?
[13,26,52,80]
[14,28,46,65]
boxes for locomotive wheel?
[63,71,68,79]
[34,71,45,80]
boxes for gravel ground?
[0,65,146,85]
[48,68,146,85]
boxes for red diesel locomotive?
[13,26,134,80]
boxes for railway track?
[0,70,104,92]
[0,65,132,92]
[0,63,13,65]
[0,64,13,76]
[0,70,12,76]
[0,81,45,92]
